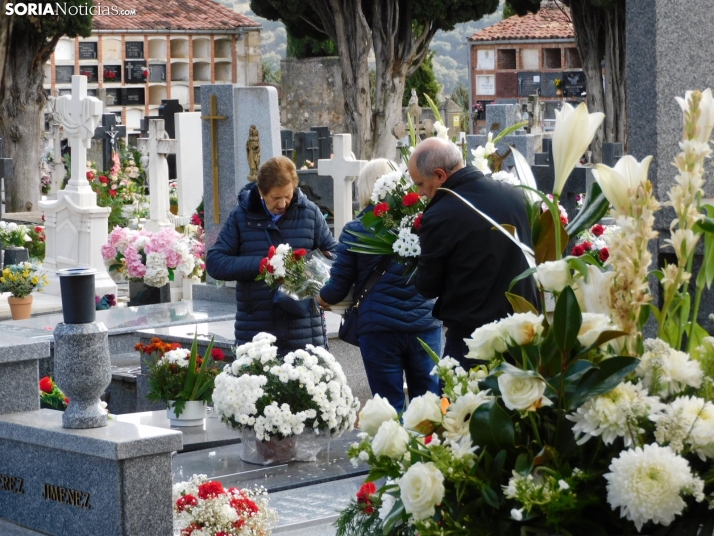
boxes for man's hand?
[317,295,332,311]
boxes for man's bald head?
[408,137,464,199]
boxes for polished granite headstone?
[0,409,182,536]
[0,334,51,414]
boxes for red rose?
[86,171,94,180]
[109,189,117,197]
[402,192,420,207]
[582,241,593,252]
[259,257,269,274]
[373,202,389,217]
[591,224,605,237]
[197,481,225,499]
[99,175,109,184]
[414,213,423,231]
[39,376,53,394]
[599,248,609,262]
[267,245,276,259]
[572,244,585,257]
[211,348,225,361]
[292,248,307,259]
[175,494,198,512]
[356,482,376,504]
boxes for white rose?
[398,462,445,520]
[371,420,409,459]
[498,373,552,411]
[498,313,545,346]
[359,394,398,437]
[402,392,443,434]
[578,312,613,348]
[465,321,507,360]
[535,260,571,292]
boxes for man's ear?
[435,168,449,185]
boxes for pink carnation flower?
[124,245,147,278]
[101,242,117,261]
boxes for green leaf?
[685,322,709,352]
[569,356,640,408]
[564,181,610,237]
[418,337,441,365]
[514,452,532,476]
[381,498,405,535]
[491,362,542,379]
[506,292,538,314]
[481,485,500,508]
[695,216,714,234]
[553,286,582,352]
[470,399,515,451]
[533,209,569,263]
[583,330,629,351]
[492,121,529,144]
[509,267,537,292]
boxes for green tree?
[450,83,471,132]
[505,0,626,160]
[402,52,441,107]
[286,32,337,58]
[262,60,281,84]
[0,1,92,213]
[250,0,498,159]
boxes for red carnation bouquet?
[255,244,332,301]
[173,474,277,535]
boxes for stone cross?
[137,119,178,232]
[92,113,126,172]
[317,134,367,238]
[174,112,203,226]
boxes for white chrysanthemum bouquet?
[337,92,714,536]
[212,333,359,446]
[172,474,277,536]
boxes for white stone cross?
[174,112,203,226]
[53,75,103,205]
[317,134,367,238]
[138,119,178,232]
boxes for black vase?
[128,281,171,306]
[3,247,29,266]
[57,267,97,324]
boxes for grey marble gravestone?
[0,335,50,415]
[92,113,126,172]
[483,103,521,136]
[295,131,321,169]
[310,126,332,160]
[281,128,295,159]
[626,0,714,330]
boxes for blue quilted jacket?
[206,183,337,350]
[320,211,441,335]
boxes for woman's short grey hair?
[357,158,396,209]
[414,139,463,177]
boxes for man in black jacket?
[409,137,538,367]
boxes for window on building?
[544,48,562,69]
[521,49,539,70]
[497,49,517,70]
[566,47,582,69]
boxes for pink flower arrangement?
[103,227,204,287]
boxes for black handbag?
[338,257,391,346]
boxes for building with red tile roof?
[467,4,585,131]
[44,0,262,130]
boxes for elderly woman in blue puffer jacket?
[206,156,337,352]
[318,159,442,413]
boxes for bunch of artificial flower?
[0,221,32,248]
[212,332,359,442]
[337,93,714,536]
[137,334,225,417]
[255,244,330,299]
[102,226,203,287]
[172,474,277,536]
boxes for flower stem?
[553,194,563,261]
[529,412,543,447]
[687,282,705,354]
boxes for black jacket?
[206,183,337,349]
[319,210,441,335]
[415,166,538,340]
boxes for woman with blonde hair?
[318,158,441,413]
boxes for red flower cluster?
[103,70,117,80]
[373,202,389,217]
[414,213,423,231]
[175,494,198,512]
[572,241,592,257]
[356,481,376,515]
[259,257,274,274]
[292,248,307,259]
[599,248,609,262]
[197,481,225,500]
[591,224,605,237]
[86,171,94,181]
[135,337,181,356]
[39,376,53,394]
[211,348,225,361]
[402,192,421,207]
[98,175,109,184]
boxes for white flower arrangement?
[370,170,406,204]
[212,333,359,442]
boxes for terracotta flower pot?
[8,295,32,320]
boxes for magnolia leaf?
[533,445,555,467]
[586,330,629,350]
[497,224,517,237]
[509,266,538,292]
[553,286,582,352]
[506,292,538,314]
[534,209,570,264]
[564,181,610,237]
[481,485,500,508]
[569,356,639,408]
[470,399,515,451]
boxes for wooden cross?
[317,134,367,238]
[201,94,226,225]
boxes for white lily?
[591,155,653,214]
[675,88,714,144]
[552,102,604,196]
[574,265,615,316]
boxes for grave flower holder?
[128,281,170,306]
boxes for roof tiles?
[468,6,573,42]
[92,0,260,31]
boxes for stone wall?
[281,57,346,134]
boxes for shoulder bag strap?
[354,256,391,309]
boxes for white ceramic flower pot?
[167,400,207,427]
